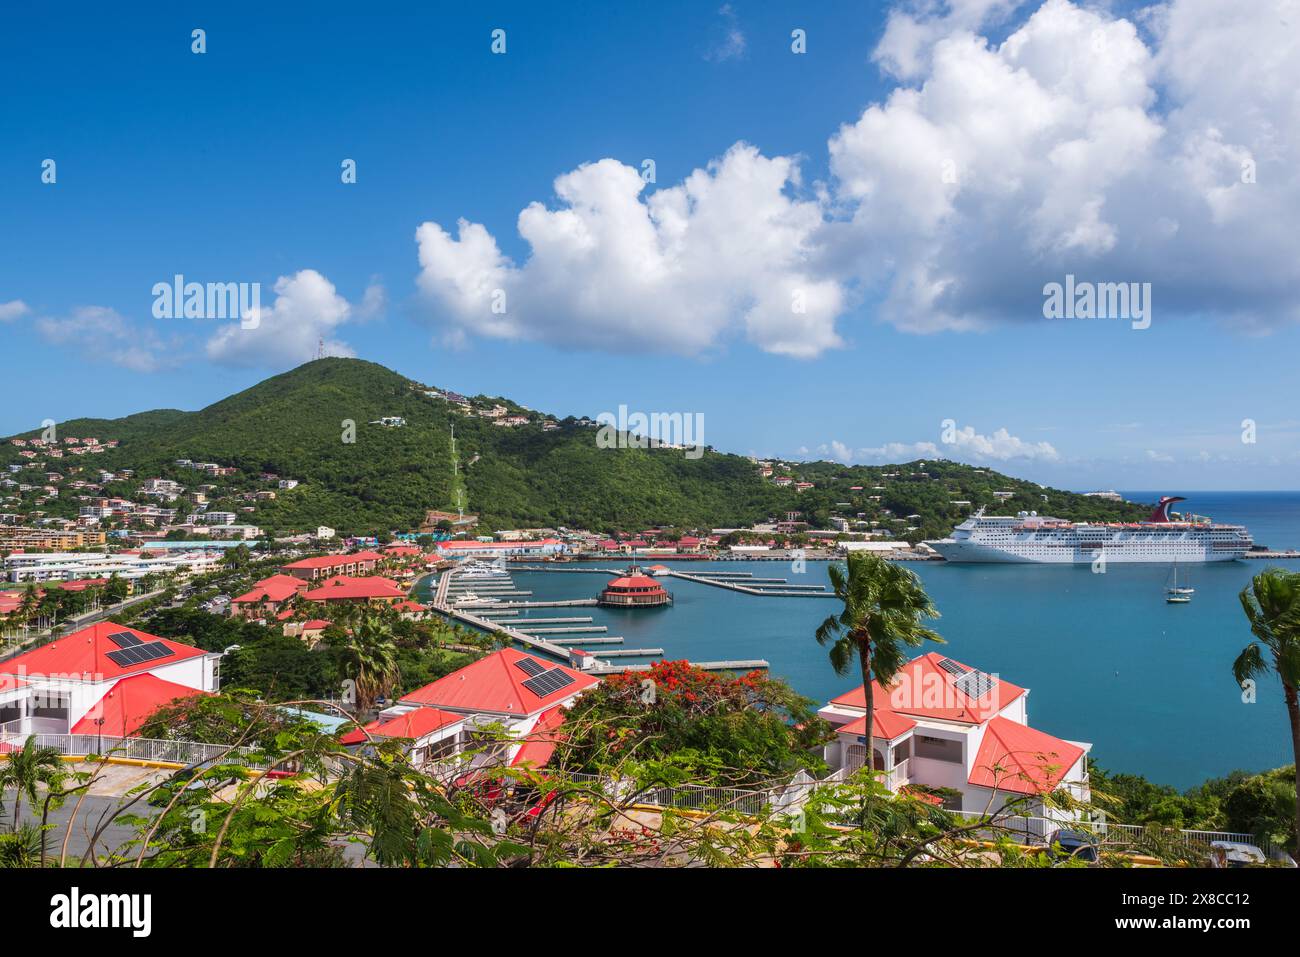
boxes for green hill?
[2,358,1150,536]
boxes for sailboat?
[1165,563,1194,604]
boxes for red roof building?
[598,573,672,607]
[280,552,382,581]
[300,575,406,604]
[0,622,219,737]
[818,652,1090,815]
[69,673,210,736]
[231,574,307,619]
[400,648,596,718]
[340,707,465,746]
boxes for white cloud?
[832,0,1300,332]
[1145,449,1175,463]
[0,300,29,322]
[35,306,176,372]
[837,423,1057,464]
[416,0,1300,356]
[705,4,747,62]
[416,145,846,358]
[206,270,373,368]
[857,440,944,461]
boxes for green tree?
[1234,567,1300,853]
[815,552,943,781]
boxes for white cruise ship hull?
[928,538,1245,563]
[925,498,1252,563]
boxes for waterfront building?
[598,571,673,607]
[434,539,567,560]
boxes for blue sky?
[2,0,1297,490]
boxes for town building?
[0,528,107,551]
[0,622,219,737]
[358,649,598,770]
[280,551,384,581]
[817,652,1091,820]
[299,575,407,605]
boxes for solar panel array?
[108,631,142,649]
[513,657,545,677]
[955,669,997,700]
[936,657,967,677]
[105,641,176,668]
[521,668,576,698]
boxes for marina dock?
[426,566,768,673]
[662,569,836,598]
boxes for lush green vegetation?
[1,357,1151,536]
[1091,762,1297,850]
[138,605,490,706]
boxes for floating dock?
[512,625,608,635]
[663,569,835,598]
[594,659,769,673]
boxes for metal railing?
[0,732,268,769]
[948,809,1274,858]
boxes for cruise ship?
[925,496,1253,563]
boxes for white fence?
[0,732,268,769]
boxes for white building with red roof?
[0,622,218,737]
[358,648,597,770]
[434,539,568,560]
[818,652,1090,818]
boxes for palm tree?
[1234,566,1300,854]
[0,735,64,830]
[338,614,401,714]
[816,552,943,782]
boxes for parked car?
[1208,840,1267,868]
[1047,828,1100,864]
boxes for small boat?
[454,592,500,605]
[1165,563,1194,604]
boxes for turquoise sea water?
[421,491,1300,789]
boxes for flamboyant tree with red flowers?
[558,660,831,786]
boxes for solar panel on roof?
[137,642,175,661]
[107,631,142,649]
[955,670,996,699]
[104,641,175,668]
[936,657,968,676]
[521,668,577,698]
[514,657,545,677]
